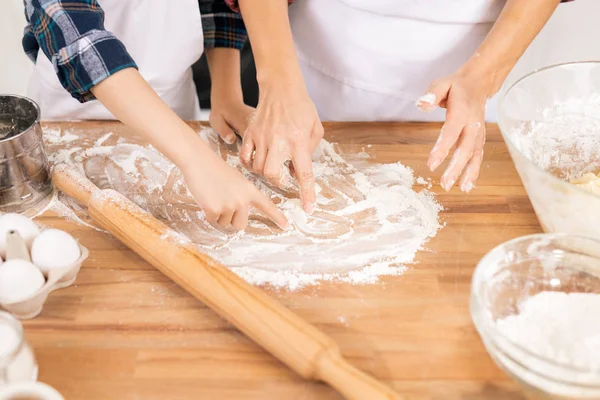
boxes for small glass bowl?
[471,234,600,399]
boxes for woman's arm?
[419,0,565,192]
[235,0,322,215]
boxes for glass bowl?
[471,234,600,399]
[498,62,600,239]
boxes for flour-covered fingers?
[264,152,289,188]
[240,136,255,169]
[428,113,465,172]
[210,114,237,145]
[292,149,316,215]
[440,121,482,191]
[459,127,486,193]
[216,209,235,229]
[252,144,268,175]
[231,207,249,231]
[252,191,290,230]
[417,80,451,112]
[203,208,220,225]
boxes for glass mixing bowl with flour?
[498,62,600,239]
[471,234,600,399]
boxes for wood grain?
[23,121,541,400]
[51,165,400,399]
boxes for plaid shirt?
[23,0,246,103]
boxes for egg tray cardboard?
[0,234,89,320]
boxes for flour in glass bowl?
[494,291,600,397]
[42,126,443,290]
[510,95,600,180]
[496,291,600,370]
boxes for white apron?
[289,0,505,122]
[27,0,204,120]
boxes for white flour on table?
[43,126,442,290]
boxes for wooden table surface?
[25,121,540,400]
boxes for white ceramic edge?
[0,381,64,400]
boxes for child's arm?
[204,48,253,144]
[24,0,288,230]
[419,0,571,193]
[200,1,254,143]
[90,69,289,230]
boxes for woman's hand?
[416,0,564,193]
[240,78,323,214]
[417,66,493,193]
[181,147,290,231]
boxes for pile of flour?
[495,291,600,396]
[509,95,600,181]
[43,126,442,290]
[497,291,600,370]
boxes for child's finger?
[217,209,235,228]
[210,115,237,144]
[203,209,219,225]
[252,191,290,230]
[231,208,249,231]
[229,106,255,138]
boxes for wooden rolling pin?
[51,164,401,400]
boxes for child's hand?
[417,66,491,193]
[209,92,254,145]
[181,148,290,231]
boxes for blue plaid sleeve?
[23,0,137,103]
[200,0,247,50]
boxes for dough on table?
[570,172,600,196]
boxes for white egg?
[31,229,81,274]
[0,214,40,258]
[0,260,45,303]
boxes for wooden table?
[26,122,540,400]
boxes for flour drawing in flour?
[44,126,443,290]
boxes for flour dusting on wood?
[42,126,442,290]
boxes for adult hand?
[181,148,290,231]
[417,67,492,193]
[239,79,323,214]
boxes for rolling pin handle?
[51,164,98,206]
[317,349,401,400]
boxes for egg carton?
[0,231,89,320]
